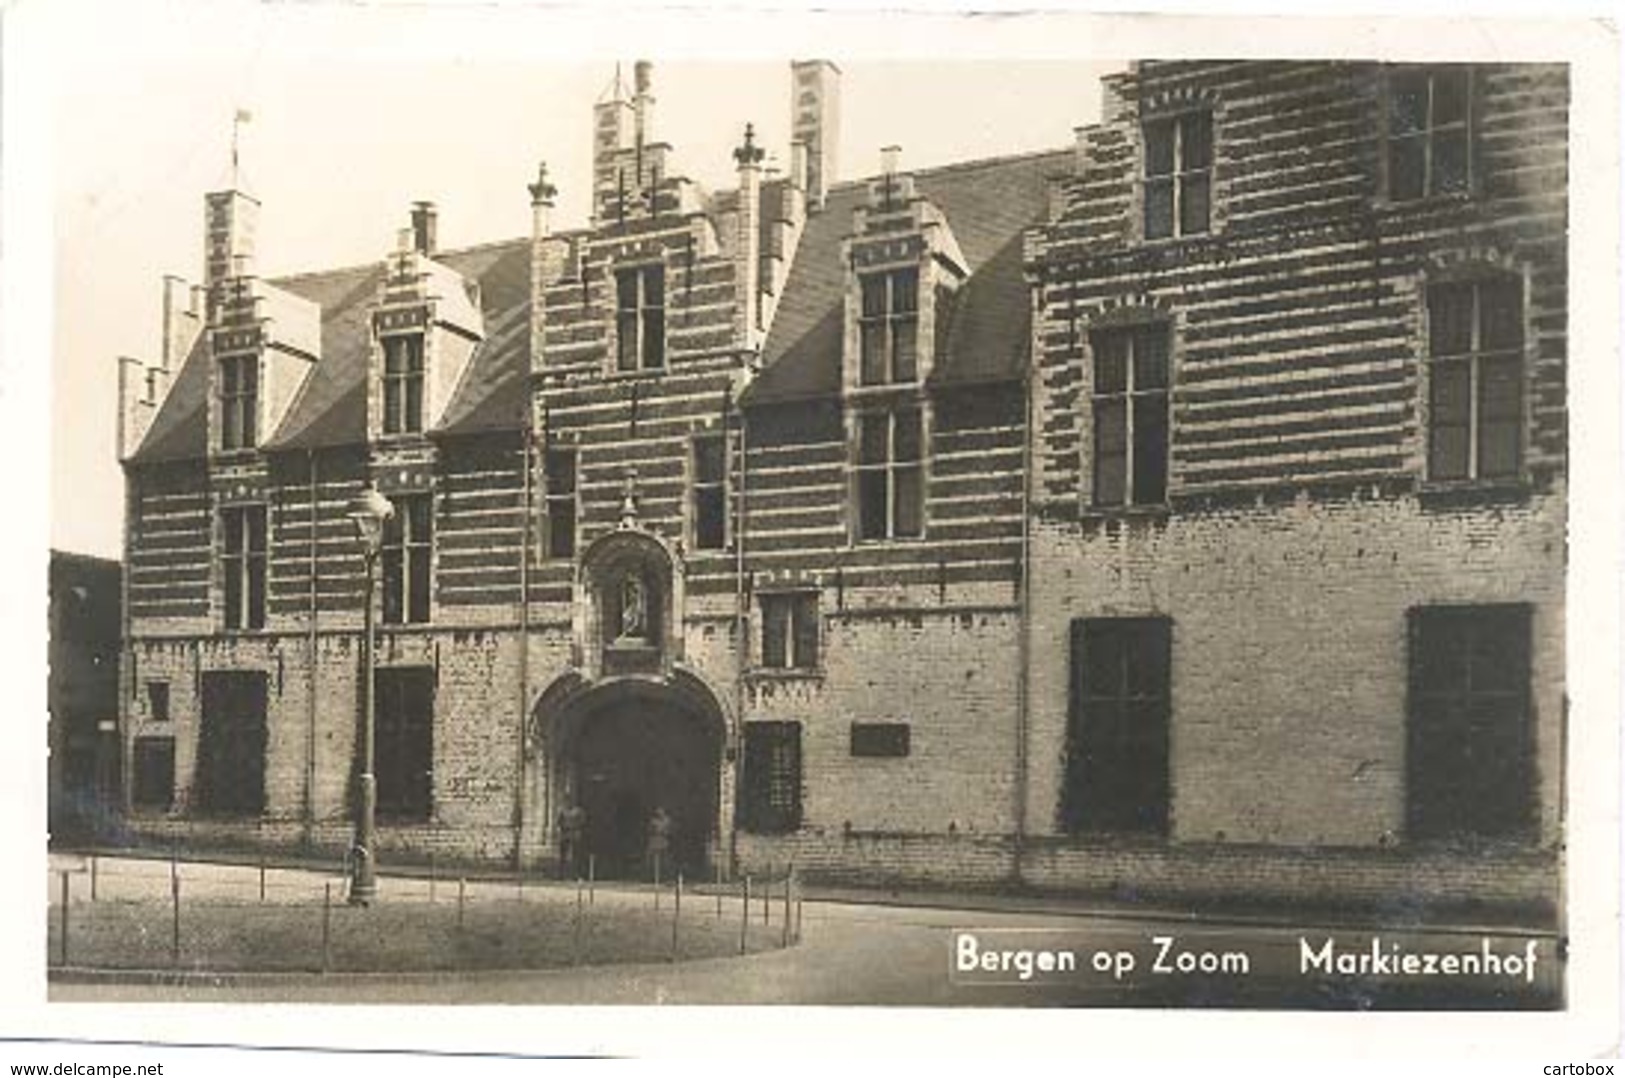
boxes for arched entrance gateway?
[526,511,730,879]
[540,673,726,878]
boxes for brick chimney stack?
[733,123,766,351]
[633,61,655,150]
[411,201,438,258]
[790,60,840,210]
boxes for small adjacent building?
[114,59,1567,918]
[49,550,123,844]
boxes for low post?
[739,876,750,955]
[170,868,181,969]
[782,874,791,947]
[58,871,69,967]
[90,854,98,903]
[429,853,437,904]
[588,854,596,906]
[321,882,332,974]
[669,873,682,963]
[517,863,524,903]
[259,852,267,903]
[715,860,723,919]
[572,880,584,966]
[762,870,770,924]
[457,878,467,932]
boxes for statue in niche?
[618,571,649,643]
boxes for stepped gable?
[747,147,1070,405]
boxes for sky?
[43,2,1117,559]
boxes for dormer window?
[1143,112,1212,240]
[859,267,919,385]
[616,265,665,372]
[382,334,425,435]
[218,354,258,450]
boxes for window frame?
[858,266,921,386]
[381,332,427,436]
[220,503,268,632]
[739,721,802,835]
[690,432,730,552]
[373,665,435,823]
[146,681,171,723]
[614,264,667,373]
[380,492,434,626]
[217,353,259,451]
[131,736,176,813]
[758,590,821,673]
[1141,109,1214,241]
[543,447,579,561]
[1383,65,1477,204]
[1088,322,1172,509]
[852,405,926,543]
[1423,274,1526,486]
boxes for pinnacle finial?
[528,161,558,206]
[734,123,765,168]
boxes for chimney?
[733,123,766,350]
[790,141,810,193]
[527,161,563,374]
[790,60,840,209]
[117,356,155,460]
[203,189,259,319]
[161,275,202,371]
[411,201,438,257]
[633,61,655,148]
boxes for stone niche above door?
[575,526,685,680]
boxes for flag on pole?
[235,108,253,125]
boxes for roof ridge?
[827,144,1072,194]
[269,234,536,287]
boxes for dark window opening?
[1388,66,1474,201]
[616,265,666,372]
[850,723,910,758]
[382,334,426,435]
[544,448,578,560]
[375,666,434,822]
[221,505,267,631]
[855,408,924,541]
[740,722,802,834]
[1143,111,1212,240]
[381,494,433,625]
[1061,618,1171,836]
[1091,325,1170,507]
[147,681,170,723]
[1427,277,1524,482]
[760,592,819,671]
[1407,605,1533,843]
[194,671,267,817]
[692,434,728,551]
[859,267,920,385]
[218,354,258,450]
[132,737,176,812]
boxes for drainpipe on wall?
[730,385,749,880]
[305,450,320,849]
[515,429,535,870]
[1012,313,1038,887]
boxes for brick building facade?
[115,60,1567,916]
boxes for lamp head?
[348,482,395,555]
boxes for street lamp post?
[347,482,394,907]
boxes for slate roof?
[746,147,1070,405]
[128,146,1069,463]
[129,238,535,463]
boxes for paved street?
[48,853,1561,1008]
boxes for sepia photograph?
[8,0,1621,1065]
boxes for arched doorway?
[544,675,725,879]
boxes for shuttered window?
[1061,617,1172,836]
[740,722,802,834]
